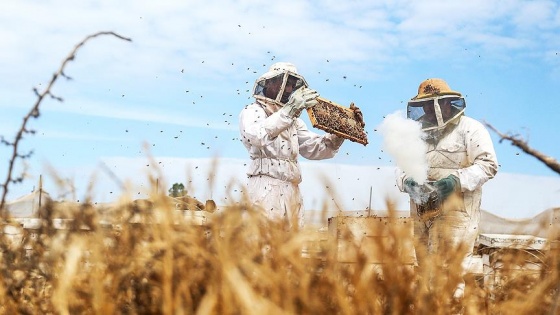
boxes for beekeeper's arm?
[242,87,344,158]
[297,119,344,160]
[240,88,319,147]
[456,121,498,192]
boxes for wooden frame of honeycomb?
[306,97,368,145]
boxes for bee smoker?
[416,181,442,220]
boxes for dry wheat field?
[0,186,559,315]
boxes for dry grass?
[1,29,558,314]
[0,190,558,315]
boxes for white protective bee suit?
[239,62,345,228]
[397,78,498,298]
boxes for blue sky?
[1,0,559,217]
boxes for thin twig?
[0,31,132,215]
[484,122,560,175]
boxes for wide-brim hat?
[412,78,462,100]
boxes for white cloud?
[513,0,558,29]
[2,0,559,87]
[393,0,558,58]
[34,130,129,142]
[42,99,237,131]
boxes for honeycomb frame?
[306,97,368,145]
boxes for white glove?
[281,87,319,118]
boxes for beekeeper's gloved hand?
[434,174,460,201]
[403,178,419,195]
[281,87,319,118]
[404,178,427,204]
[350,102,365,128]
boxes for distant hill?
[4,189,50,218]
[479,207,560,238]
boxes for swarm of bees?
[307,97,368,145]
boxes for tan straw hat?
[413,78,462,100]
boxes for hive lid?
[478,233,549,250]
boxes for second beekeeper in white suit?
[239,62,363,229]
[397,78,498,299]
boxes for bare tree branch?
[484,121,560,175]
[0,31,132,214]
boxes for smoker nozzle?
[416,181,442,218]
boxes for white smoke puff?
[378,110,428,184]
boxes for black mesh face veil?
[407,95,466,131]
[253,71,307,106]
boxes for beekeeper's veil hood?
[253,62,308,107]
[407,78,466,137]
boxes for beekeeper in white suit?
[397,78,498,299]
[239,62,363,229]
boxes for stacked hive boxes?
[478,233,548,299]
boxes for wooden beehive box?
[307,97,368,145]
[327,216,415,264]
[478,233,548,297]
